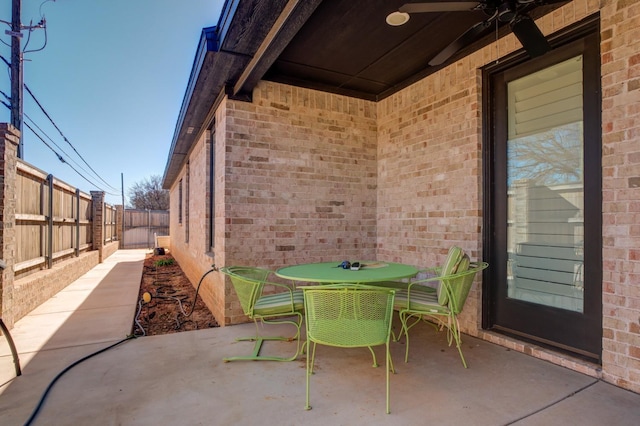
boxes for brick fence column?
[0,124,19,327]
[115,205,124,249]
[91,191,105,262]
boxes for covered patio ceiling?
[163,0,569,188]
[258,0,569,101]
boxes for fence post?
[75,188,80,257]
[116,205,124,249]
[0,124,19,327]
[46,174,53,269]
[91,191,105,263]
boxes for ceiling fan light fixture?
[498,2,517,22]
[386,11,410,26]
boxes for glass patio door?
[485,31,602,361]
[507,56,585,313]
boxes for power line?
[22,18,48,54]
[0,53,10,81]
[1,99,119,196]
[3,1,120,197]
[23,84,120,192]
[0,88,10,102]
[23,121,119,196]
[24,111,110,183]
[1,53,120,193]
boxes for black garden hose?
[0,318,21,378]
[25,266,219,424]
[23,335,136,426]
[183,265,217,318]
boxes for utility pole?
[10,0,24,158]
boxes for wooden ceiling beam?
[232,0,322,97]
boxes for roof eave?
[162,0,322,189]
[162,26,219,189]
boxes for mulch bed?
[133,252,220,336]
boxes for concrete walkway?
[1,249,640,425]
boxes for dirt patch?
[133,252,219,336]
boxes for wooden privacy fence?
[15,160,116,279]
[1,124,123,326]
[123,209,170,249]
[104,202,117,244]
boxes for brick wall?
[102,240,119,261]
[12,250,100,321]
[169,129,223,322]
[226,83,378,264]
[377,0,640,393]
[170,84,378,324]
[377,72,484,335]
[599,0,640,393]
[12,240,117,321]
[223,83,378,323]
[91,191,105,262]
[0,124,18,327]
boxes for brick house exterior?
[164,1,640,393]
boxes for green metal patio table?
[275,261,418,284]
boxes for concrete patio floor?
[1,249,640,425]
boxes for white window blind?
[508,56,583,140]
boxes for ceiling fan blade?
[399,2,480,14]
[428,18,493,66]
[510,14,551,58]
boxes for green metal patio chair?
[302,284,396,414]
[219,266,304,362]
[395,249,489,368]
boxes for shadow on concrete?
[2,250,640,425]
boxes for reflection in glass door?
[485,29,602,361]
[506,56,584,313]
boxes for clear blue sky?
[0,0,225,205]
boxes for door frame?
[481,15,602,361]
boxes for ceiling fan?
[389,1,569,66]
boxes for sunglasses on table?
[337,261,362,270]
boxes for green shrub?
[154,258,175,267]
